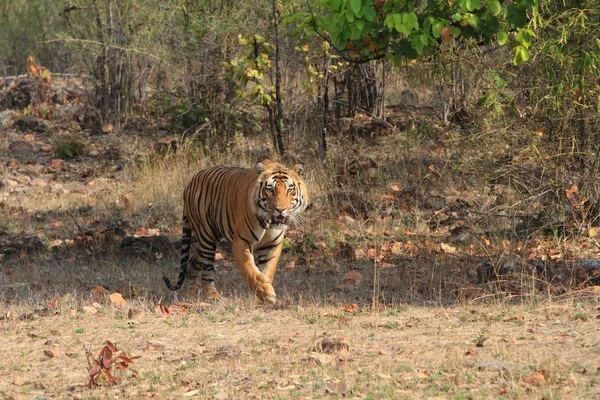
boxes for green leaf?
[396,22,411,36]
[355,19,365,32]
[363,6,376,21]
[505,4,527,28]
[467,14,481,29]
[423,16,434,35]
[329,0,342,10]
[411,34,424,52]
[345,9,355,22]
[403,12,419,31]
[350,26,362,40]
[489,0,501,16]
[513,46,529,64]
[466,0,482,11]
[432,20,444,38]
[350,0,361,14]
[515,29,535,48]
[497,29,508,45]
[384,14,395,29]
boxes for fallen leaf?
[46,299,59,310]
[145,343,166,351]
[341,303,359,313]
[522,370,548,385]
[441,243,457,254]
[48,239,63,248]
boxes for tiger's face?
[255,160,307,228]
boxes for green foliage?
[225,34,277,105]
[297,0,537,65]
[55,137,88,159]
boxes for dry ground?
[2,76,600,400]
[1,298,599,399]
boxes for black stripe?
[257,256,274,265]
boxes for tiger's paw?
[252,274,277,304]
[201,281,222,300]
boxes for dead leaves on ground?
[86,341,140,388]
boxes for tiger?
[163,159,308,303]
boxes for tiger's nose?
[275,207,286,213]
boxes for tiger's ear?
[255,159,272,173]
[292,163,305,177]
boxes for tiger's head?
[255,159,308,228]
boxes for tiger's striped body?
[163,159,308,303]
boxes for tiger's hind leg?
[189,240,221,300]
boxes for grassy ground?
[1,297,599,399]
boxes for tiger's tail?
[163,214,192,291]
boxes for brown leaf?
[158,303,170,317]
[440,27,452,42]
[46,299,59,310]
[145,342,166,351]
[48,239,63,248]
[367,248,377,259]
[134,226,149,237]
[341,303,359,313]
[522,370,548,385]
[441,243,457,254]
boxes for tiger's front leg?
[232,239,276,304]
[255,229,284,283]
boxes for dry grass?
[1,297,599,399]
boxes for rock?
[43,349,61,358]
